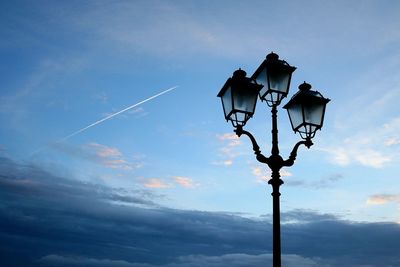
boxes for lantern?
[252,52,296,106]
[283,82,330,139]
[217,69,263,127]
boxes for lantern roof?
[251,52,296,81]
[283,82,330,109]
[217,69,260,97]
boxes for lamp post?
[217,53,330,267]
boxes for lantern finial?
[299,82,311,91]
[233,68,247,79]
[266,52,279,61]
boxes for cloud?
[143,178,171,189]
[284,173,344,189]
[69,1,279,60]
[321,137,393,168]
[251,166,342,189]
[280,209,340,224]
[85,142,139,170]
[37,253,331,267]
[366,194,400,205]
[38,255,152,267]
[384,137,400,146]
[215,133,242,166]
[0,56,88,131]
[252,166,292,183]
[217,133,241,152]
[52,142,143,171]
[172,176,197,188]
[320,52,400,168]
[88,142,122,157]
[212,160,233,166]
[167,253,332,267]
[1,156,400,267]
[142,176,198,189]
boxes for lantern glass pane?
[232,87,258,114]
[231,112,246,124]
[221,86,232,118]
[304,103,324,126]
[298,125,317,139]
[269,70,290,94]
[287,103,304,130]
[255,68,268,97]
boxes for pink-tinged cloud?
[144,178,171,188]
[172,176,197,188]
[216,133,242,165]
[367,194,400,205]
[252,166,292,183]
[212,160,233,166]
[84,142,142,170]
[87,142,122,157]
[385,137,400,146]
[217,133,241,147]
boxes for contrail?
[30,86,177,157]
[60,86,178,142]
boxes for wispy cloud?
[323,146,391,168]
[284,173,344,189]
[84,142,143,171]
[385,137,400,146]
[52,142,143,171]
[217,133,241,143]
[142,176,198,189]
[74,1,275,60]
[88,142,122,157]
[367,194,400,205]
[252,166,292,183]
[251,167,343,189]
[172,176,197,188]
[143,178,171,189]
[320,116,400,168]
[212,160,233,166]
[215,133,242,166]
[0,57,87,131]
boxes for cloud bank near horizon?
[0,156,399,267]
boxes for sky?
[1,0,400,266]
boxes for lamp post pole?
[270,105,283,267]
[218,53,330,267]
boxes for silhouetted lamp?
[284,82,330,140]
[217,69,263,127]
[252,52,296,106]
[217,52,329,267]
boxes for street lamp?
[217,53,330,267]
[217,68,263,127]
[284,82,330,140]
[252,52,296,106]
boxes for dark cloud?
[285,173,344,189]
[0,156,399,267]
[37,253,328,267]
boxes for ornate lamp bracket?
[235,125,269,164]
[283,138,313,167]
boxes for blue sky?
[1,0,400,266]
